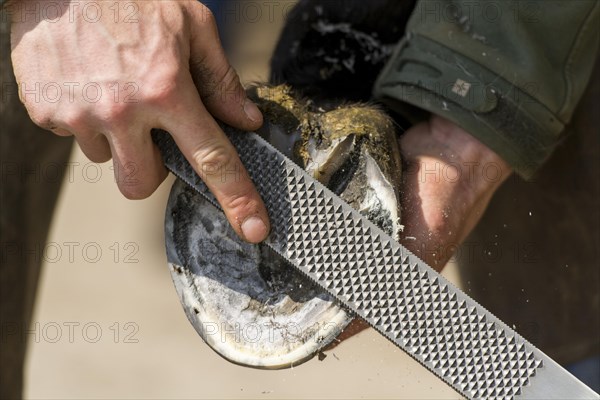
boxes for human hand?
[398,115,512,271]
[8,0,269,243]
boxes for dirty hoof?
[165,85,402,368]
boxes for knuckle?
[223,191,261,216]
[95,102,134,132]
[218,65,240,88]
[27,109,54,130]
[145,80,178,107]
[197,6,217,28]
[193,143,232,176]
[103,101,130,121]
[143,65,182,106]
[211,65,244,103]
[59,109,89,131]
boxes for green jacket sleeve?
[374,0,599,178]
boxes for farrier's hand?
[399,116,512,270]
[9,0,270,243]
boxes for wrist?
[403,115,512,198]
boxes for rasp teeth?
[152,129,545,400]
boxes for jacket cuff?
[374,34,565,179]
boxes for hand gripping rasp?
[152,129,599,400]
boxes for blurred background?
[24,1,464,399]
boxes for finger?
[161,88,270,243]
[106,129,168,200]
[74,132,112,163]
[187,4,263,131]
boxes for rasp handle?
[152,129,598,400]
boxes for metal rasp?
[151,129,599,400]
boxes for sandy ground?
[25,4,464,399]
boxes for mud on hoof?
[165,85,402,368]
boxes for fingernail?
[241,216,269,243]
[243,99,262,123]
